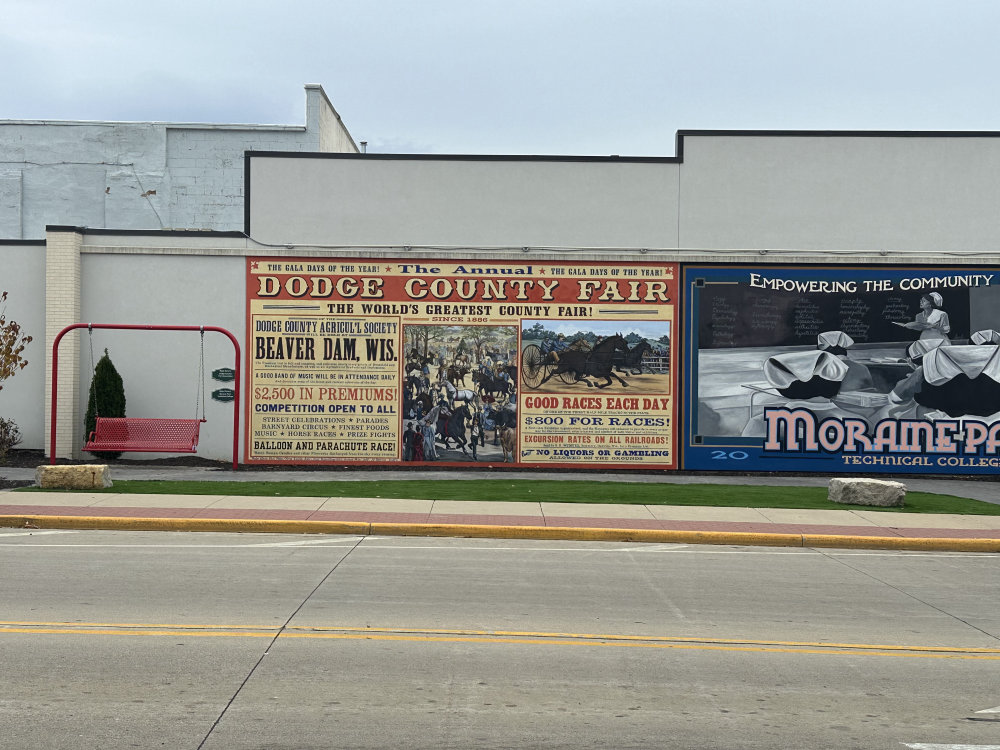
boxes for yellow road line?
[5,620,999,654]
[278,633,1000,660]
[1,621,997,660]
[0,620,276,633]
[293,625,1000,654]
[2,627,276,638]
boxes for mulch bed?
[0,449,229,490]
[1,449,225,470]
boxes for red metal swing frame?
[50,324,241,470]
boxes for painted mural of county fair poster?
[682,265,1000,474]
[246,257,678,467]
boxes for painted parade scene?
[402,324,518,463]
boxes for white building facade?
[6,125,1000,475]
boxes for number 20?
[710,450,749,460]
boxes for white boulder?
[829,478,905,507]
[35,464,113,490]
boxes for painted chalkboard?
[698,281,970,349]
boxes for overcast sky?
[4,0,998,156]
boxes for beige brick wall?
[43,229,82,458]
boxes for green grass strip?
[19,479,1000,515]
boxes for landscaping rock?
[829,477,905,507]
[35,464,112,490]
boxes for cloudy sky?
[4,0,998,156]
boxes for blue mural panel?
[682,265,1000,474]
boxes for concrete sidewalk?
[4,463,1000,502]
[2,465,999,551]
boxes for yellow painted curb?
[802,533,1000,553]
[0,515,371,536]
[0,515,998,553]
[368,523,805,547]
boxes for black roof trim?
[250,130,1000,167]
[673,129,1000,159]
[45,226,248,239]
[0,238,46,245]
[244,152,253,236]
[676,128,1000,138]
[246,150,677,164]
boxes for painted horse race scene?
[520,320,671,394]
[400,324,518,462]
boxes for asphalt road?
[2,530,999,749]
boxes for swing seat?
[85,417,206,453]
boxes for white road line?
[0,530,74,538]
[249,538,366,547]
[0,543,364,550]
[975,705,1000,713]
[0,543,980,557]
[376,546,994,559]
[0,538,996,558]
[903,744,1000,749]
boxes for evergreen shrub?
[85,348,126,459]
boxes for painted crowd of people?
[400,342,517,462]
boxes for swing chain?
[88,324,96,373]
[87,325,100,418]
[196,328,206,420]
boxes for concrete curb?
[2,514,999,553]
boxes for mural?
[401,324,517,463]
[682,265,1000,474]
[246,257,678,468]
[519,320,670,392]
[516,320,672,466]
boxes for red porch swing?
[84,326,207,453]
[86,417,206,453]
[50,324,241,470]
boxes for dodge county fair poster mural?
[246,258,678,467]
[683,265,1000,474]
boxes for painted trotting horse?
[473,370,513,399]
[612,340,653,375]
[538,333,630,388]
[436,402,471,454]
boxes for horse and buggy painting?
[519,322,670,392]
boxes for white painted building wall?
[0,85,357,239]
[35,231,254,461]
[248,132,1000,258]
[77,248,248,461]
[11,128,1000,463]
[675,133,1000,253]
[248,155,680,249]
[0,242,46,449]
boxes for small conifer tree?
[85,348,126,459]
